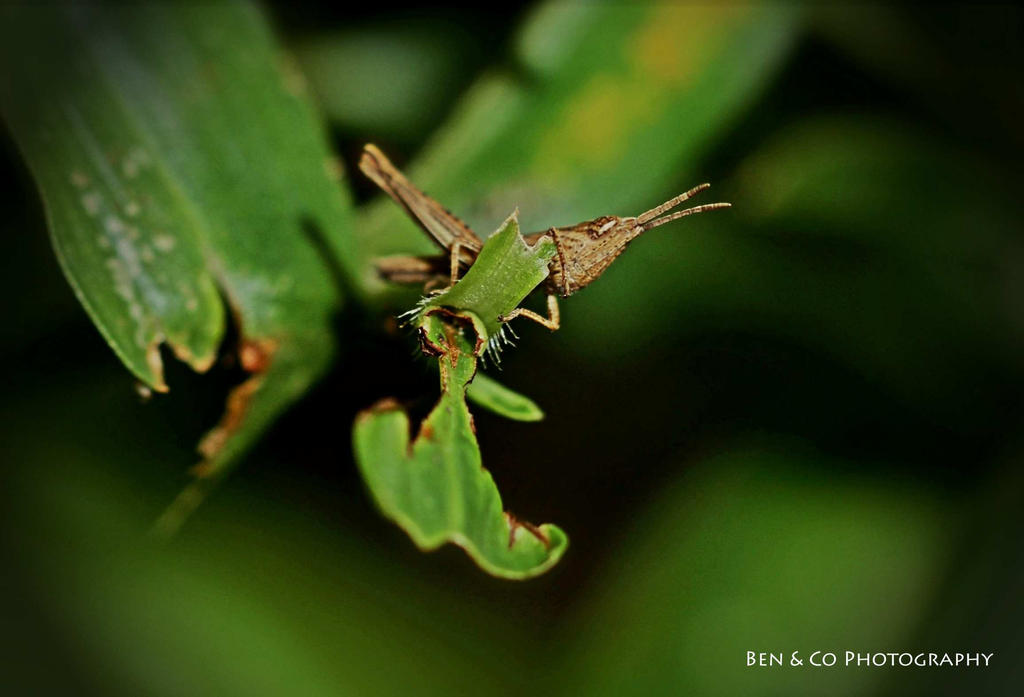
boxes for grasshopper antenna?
[638,183,731,232]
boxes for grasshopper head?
[550,184,730,296]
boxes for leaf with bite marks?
[353,312,567,579]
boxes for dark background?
[2,3,1022,695]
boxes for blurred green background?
[2,2,1023,695]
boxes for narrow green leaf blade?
[466,372,545,422]
[353,314,566,579]
[358,3,801,268]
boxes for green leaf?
[466,372,545,422]
[357,3,801,271]
[0,3,357,502]
[419,213,549,421]
[418,212,556,348]
[353,313,567,579]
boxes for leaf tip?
[145,340,170,393]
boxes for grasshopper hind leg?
[448,241,462,287]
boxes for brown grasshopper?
[361,144,730,330]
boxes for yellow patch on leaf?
[530,3,747,183]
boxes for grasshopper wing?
[360,145,482,265]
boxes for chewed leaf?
[353,313,567,579]
[0,3,358,520]
[418,211,556,354]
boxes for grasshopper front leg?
[498,294,560,331]
[429,241,464,295]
